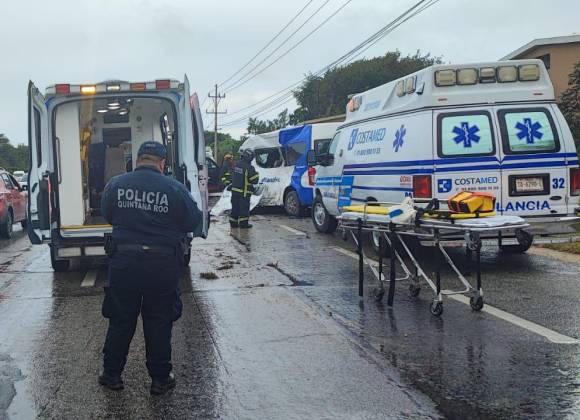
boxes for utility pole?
[206,84,227,162]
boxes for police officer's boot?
[98,372,124,391]
[150,373,176,396]
[239,223,253,229]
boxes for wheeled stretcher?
[338,200,529,316]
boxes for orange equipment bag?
[447,191,496,214]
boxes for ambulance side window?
[438,111,495,157]
[329,132,341,155]
[498,108,559,154]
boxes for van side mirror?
[306,150,317,166]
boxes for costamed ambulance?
[309,60,580,252]
[239,123,339,216]
[27,78,208,271]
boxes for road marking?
[449,295,580,345]
[332,246,580,345]
[279,225,307,236]
[81,269,99,287]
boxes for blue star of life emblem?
[393,125,406,152]
[515,118,543,144]
[437,179,452,193]
[452,122,480,148]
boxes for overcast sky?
[1,0,579,144]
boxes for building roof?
[501,34,580,60]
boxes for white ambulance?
[27,78,209,271]
[309,60,580,252]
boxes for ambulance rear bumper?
[523,213,580,235]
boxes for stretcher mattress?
[339,212,526,229]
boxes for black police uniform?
[100,142,202,387]
[230,158,259,227]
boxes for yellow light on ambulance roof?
[518,64,540,81]
[80,85,97,95]
[456,68,478,85]
[497,66,517,83]
[405,76,416,94]
[395,80,405,97]
[434,70,456,87]
[479,67,496,83]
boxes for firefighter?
[230,149,259,228]
[219,153,234,187]
[99,141,202,396]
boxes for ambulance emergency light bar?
[47,79,180,96]
[434,64,540,87]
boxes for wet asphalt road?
[1,212,579,419]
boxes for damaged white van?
[309,60,580,252]
[27,78,208,271]
[239,123,339,216]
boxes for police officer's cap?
[138,141,167,159]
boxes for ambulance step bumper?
[523,215,580,235]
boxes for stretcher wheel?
[430,301,443,317]
[373,288,385,302]
[409,284,421,297]
[470,296,484,311]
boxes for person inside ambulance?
[230,149,259,228]
[99,141,202,395]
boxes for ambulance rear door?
[27,81,54,244]
[433,108,502,204]
[182,75,209,237]
[496,105,570,216]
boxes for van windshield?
[53,96,178,226]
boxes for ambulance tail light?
[413,175,432,198]
[130,82,146,91]
[571,168,580,196]
[155,79,171,89]
[308,167,316,186]
[55,84,71,94]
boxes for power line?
[219,0,439,128]
[218,0,316,88]
[223,0,354,95]
[221,0,332,93]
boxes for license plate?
[515,177,544,192]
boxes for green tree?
[247,109,290,135]
[204,131,243,164]
[560,60,580,149]
[0,134,29,173]
[291,50,441,123]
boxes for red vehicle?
[0,168,28,238]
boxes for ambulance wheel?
[50,247,70,272]
[430,301,443,317]
[500,231,534,253]
[312,196,337,233]
[0,211,13,239]
[284,190,304,217]
[409,284,421,297]
[470,296,484,311]
[370,230,390,257]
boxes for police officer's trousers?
[230,192,251,227]
[102,252,182,380]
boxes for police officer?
[99,141,202,396]
[230,149,259,228]
[219,153,234,187]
